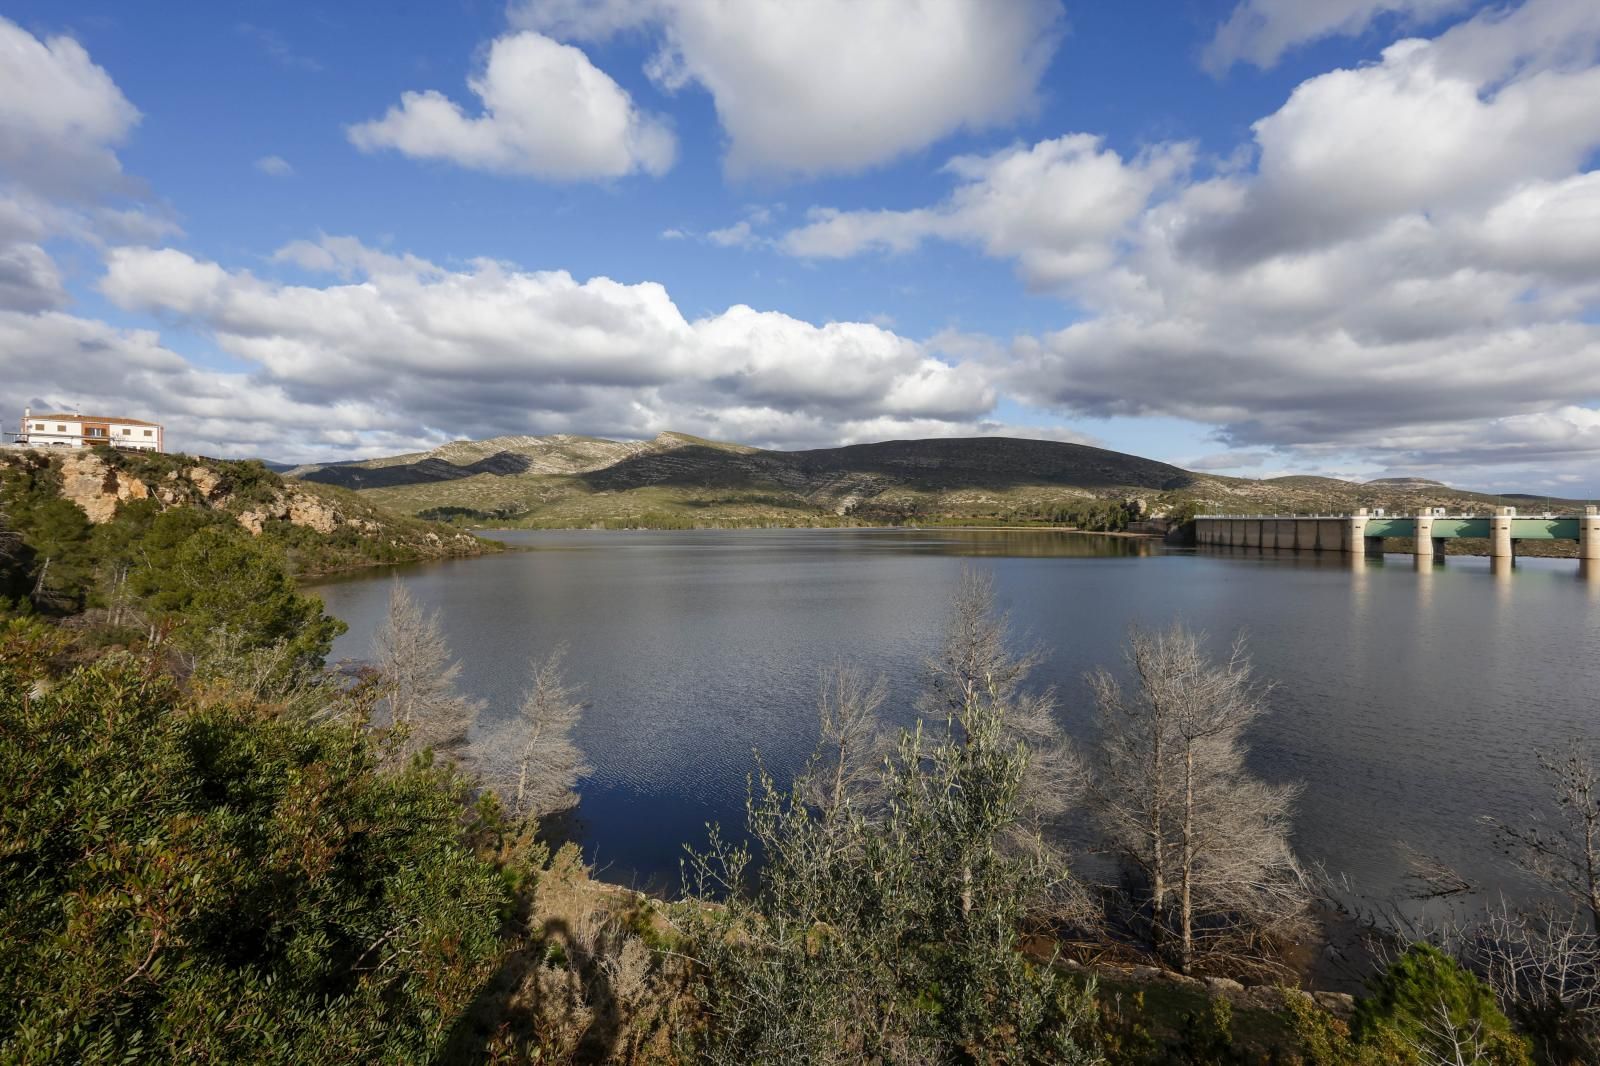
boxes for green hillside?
[285,431,1579,531]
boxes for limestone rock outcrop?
[57,452,150,524]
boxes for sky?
[2,0,1599,494]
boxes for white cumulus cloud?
[0,17,140,200]
[782,135,1195,288]
[508,0,1065,177]
[95,236,998,454]
[348,31,675,180]
[1202,0,1473,73]
[0,17,153,313]
[779,0,1600,488]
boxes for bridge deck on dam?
[1193,508,1600,560]
[1355,517,1579,540]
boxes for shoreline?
[469,523,1165,538]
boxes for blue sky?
[4,0,1599,493]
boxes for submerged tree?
[1465,737,1600,1059]
[1091,624,1309,975]
[372,580,481,760]
[477,645,591,821]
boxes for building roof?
[25,413,163,427]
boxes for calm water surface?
[307,530,1600,900]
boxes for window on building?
[33,423,43,430]
[56,425,66,432]
[144,429,154,436]
[121,428,131,435]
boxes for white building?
[14,409,164,452]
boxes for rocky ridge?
[57,450,381,538]
[286,432,704,489]
[20,449,493,574]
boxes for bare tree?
[921,567,1040,724]
[371,580,481,760]
[921,569,1081,830]
[0,507,17,562]
[1413,999,1500,1066]
[1485,738,1600,935]
[1091,624,1309,974]
[0,508,22,603]
[920,567,1091,923]
[478,646,591,821]
[798,662,891,818]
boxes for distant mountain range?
[282,432,1574,529]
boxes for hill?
[281,431,1570,531]
[286,433,682,489]
[1364,476,1449,490]
[1,447,497,580]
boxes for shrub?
[1351,944,1531,1066]
[0,652,507,1062]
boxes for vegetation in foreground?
[2,486,1597,1062]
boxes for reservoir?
[307,529,1600,905]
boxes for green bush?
[131,516,345,668]
[1352,944,1530,1066]
[0,651,507,1062]
[0,456,94,612]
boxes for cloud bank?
[778,0,1600,486]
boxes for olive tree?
[1091,624,1309,974]
[682,694,1101,1065]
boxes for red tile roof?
[26,414,162,427]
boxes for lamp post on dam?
[1194,506,1600,562]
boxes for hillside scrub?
[0,628,508,1062]
[0,468,345,670]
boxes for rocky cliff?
[11,448,494,575]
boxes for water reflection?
[860,529,1156,558]
[1413,554,1435,615]
[1580,560,1600,607]
[1346,550,1370,624]
[308,530,1600,899]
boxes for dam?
[1194,506,1600,560]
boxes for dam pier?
[1194,506,1600,561]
